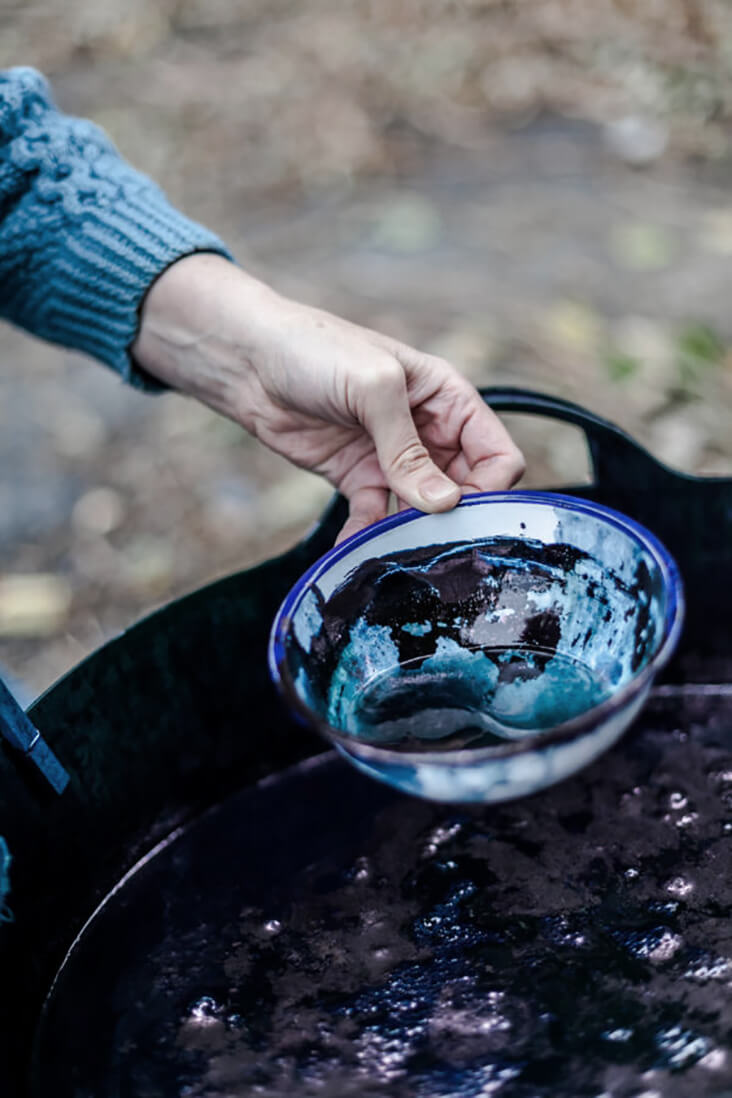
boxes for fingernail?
[420,476,458,506]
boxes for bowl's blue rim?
[268,490,685,764]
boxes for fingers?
[458,401,525,492]
[463,452,526,494]
[339,346,524,547]
[391,346,525,494]
[447,441,525,494]
[357,363,461,514]
[336,485,390,544]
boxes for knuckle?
[506,447,526,484]
[366,360,402,393]
[419,352,455,379]
[349,360,404,422]
[426,353,452,373]
[389,440,431,478]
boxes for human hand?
[132,254,524,542]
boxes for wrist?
[131,253,279,418]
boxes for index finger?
[457,393,525,493]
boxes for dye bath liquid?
[344,645,612,751]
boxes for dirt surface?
[2,0,732,696]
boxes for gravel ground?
[2,0,732,696]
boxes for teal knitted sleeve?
[0,67,233,389]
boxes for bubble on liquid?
[543,913,586,948]
[622,928,683,962]
[430,1001,512,1040]
[355,1022,426,1084]
[664,875,694,898]
[668,791,688,810]
[422,821,462,858]
[343,855,372,883]
[655,1024,711,1070]
[352,856,371,881]
[647,931,683,962]
[602,1027,634,1042]
[708,767,732,785]
[188,996,222,1027]
[624,867,639,880]
[649,900,679,916]
[437,859,458,871]
[263,918,282,935]
[682,955,732,982]
[699,1047,728,1071]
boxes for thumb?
[359,366,460,512]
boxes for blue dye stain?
[290,535,661,756]
[402,622,433,637]
[0,836,13,923]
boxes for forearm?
[131,250,525,540]
[0,67,232,388]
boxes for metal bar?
[0,675,70,795]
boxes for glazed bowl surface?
[269,492,684,802]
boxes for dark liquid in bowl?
[345,645,612,752]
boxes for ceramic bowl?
[269,492,684,803]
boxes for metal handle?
[0,675,69,795]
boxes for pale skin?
[132,253,525,542]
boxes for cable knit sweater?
[0,66,232,387]
[0,68,234,919]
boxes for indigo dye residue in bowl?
[288,534,658,752]
[271,493,682,801]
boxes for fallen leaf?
[696,209,732,255]
[609,223,676,271]
[543,301,603,354]
[370,194,442,253]
[0,575,72,638]
[604,351,640,383]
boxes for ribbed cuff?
[39,189,234,391]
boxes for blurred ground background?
[2,0,732,695]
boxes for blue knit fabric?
[0,67,233,388]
